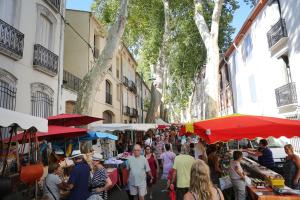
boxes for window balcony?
[63,70,82,92]
[129,80,137,93]
[123,106,130,116]
[33,44,59,76]
[0,19,24,60]
[130,108,138,118]
[123,76,129,87]
[44,0,60,12]
[106,93,112,105]
[267,18,288,55]
[275,82,297,107]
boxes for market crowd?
[41,131,300,200]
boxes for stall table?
[248,186,300,200]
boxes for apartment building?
[121,44,138,123]
[219,0,300,119]
[63,9,144,123]
[136,72,151,123]
[0,0,65,118]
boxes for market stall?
[186,114,300,199]
[0,107,48,200]
[193,114,300,144]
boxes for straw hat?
[92,153,104,161]
[70,150,83,158]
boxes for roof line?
[224,0,268,59]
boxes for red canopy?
[3,125,87,142]
[48,114,103,126]
[193,115,300,144]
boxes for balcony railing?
[33,44,59,76]
[0,19,24,60]
[123,106,130,116]
[129,80,137,93]
[44,0,60,12]
[130,108,138,118]
[63,70,82,92]
[94,47,99,59]
[123,76,129,87]
[275,82,297,107]
[267,18,288,49]
[106,93,112,105]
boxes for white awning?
[155,118,170,125]
[0,108,48,132]
[90,123,157,132]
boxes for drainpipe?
[57,0,66,114]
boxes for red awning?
[193,115,300,144]
[3,125,87,143]
[48,114,103,126]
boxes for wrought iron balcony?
[130,108,138,118]
[275,82,297,107]
[63,70,82,92]
[94,47,99,58]
[0,19,24,60]
[123,76,129,87]
[44,0,60,12]
[33,44,59,76]
[106,93,112,105]
[267,18,288,49]
[123,106,130,116]
[129,80,137,93]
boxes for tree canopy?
[91,0,253,121]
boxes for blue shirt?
[68,162,90,200]
[258,147,275,168]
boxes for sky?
[66,0,252,39]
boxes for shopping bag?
[219,175,233,190]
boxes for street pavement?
[109,178,169,200]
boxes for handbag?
[219,175,233,190]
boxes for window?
[242,34,253,62]
[31,83,53,118]
[0,69,17,110]
[0,0,18,26]
[105,80,112,104]
[36,4,57,50]
[117,84,120,101]
[103,110,114,123]
[116,57,120,79]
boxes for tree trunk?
[145,0,170,123]
[194,0,224,119]
[75,0,128,115]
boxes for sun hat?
[92,153,104,161]
[70,150,83,158]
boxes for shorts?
[129,185,147,197]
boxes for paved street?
[109,178,169,200]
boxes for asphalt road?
[109,178,169,200]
